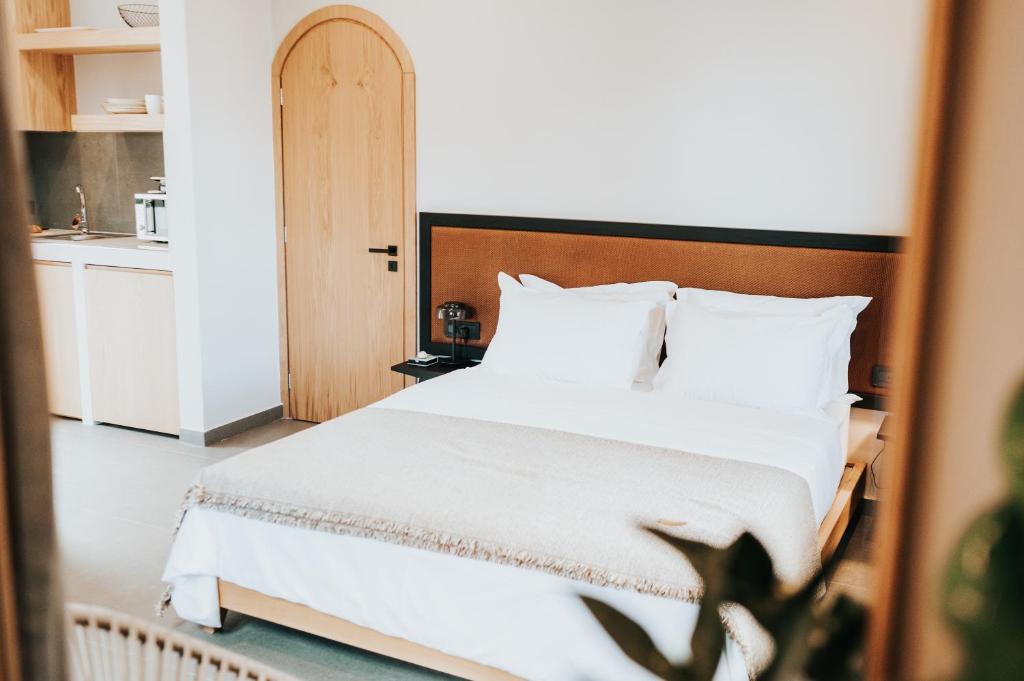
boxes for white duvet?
[164,367,847,681]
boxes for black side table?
[391,361,475,382]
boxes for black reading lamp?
[435,301,475,367]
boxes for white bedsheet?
[164,368,846,681]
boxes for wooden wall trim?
[272,71,289,415]
[272,5,416,417]
[401,73,417,386]
[866,1,957,677]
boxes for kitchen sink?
[39,232,128,241]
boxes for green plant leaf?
[580,525,870,681]
[646,528,721,576]
[580,596,682,681]
[803,595,867,681]
[944,504,1024,681]
[648,528,780,618]
[686,600,726,681]
[724,531,777,604]
[755,576,823,680]
[648,525,855,680]
[1003,379,1024,509]
[646,529,758,680]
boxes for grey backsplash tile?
[25,132,164,234]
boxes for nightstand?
[849,408,888,501]
[391,361,475,382]
[865,414,890,503]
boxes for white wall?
[61,0,280,435]
[272,0,927,234]
[161,0,279,434]
[70,0,162,114]
[73,0,929,434]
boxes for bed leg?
[200,608,229,635]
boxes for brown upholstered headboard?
[420,213,901,407]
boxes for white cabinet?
[34,261,81,418]
[84,265,179,435]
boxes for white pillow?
[482,273,661,389]
[675,288,871,400]
[520,274,677,297]
[519,274,675,382]
[654,300,852,412]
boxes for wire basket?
[118,4,159,28]
[66,603,299,681]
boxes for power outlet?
[871,364,891,389]
[445,320,480,341]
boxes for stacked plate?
[103,97,146,114]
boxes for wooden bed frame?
[205,213,894,679]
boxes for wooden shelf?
[71,114,163,133]
[16,27,160,55]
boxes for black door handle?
[369,245,398,256]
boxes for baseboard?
[179,405,283,446]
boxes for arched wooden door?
[274,7,415,422]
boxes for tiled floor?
[51,417,873,680]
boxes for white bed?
[164,367,848,681]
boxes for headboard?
[420,212,902,408]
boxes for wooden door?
[33,261,81,418]
[280,14,411,423]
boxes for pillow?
[654,300,853,412]
[519,274,675,382]
[520,274,677,297]
[675,288,871,400]
[481,273,661,389]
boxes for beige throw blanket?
[175,407,821,675]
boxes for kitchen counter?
[31,229,171,270]
[31,230,176,429]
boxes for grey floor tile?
[53,438,205,530]
[58,507,174,619]
[176,617,452,681]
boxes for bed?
[162,213,900,680]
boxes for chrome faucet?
[74,184,89,234]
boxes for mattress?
[164,367,847,681]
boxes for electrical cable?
[870,440,886,491]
